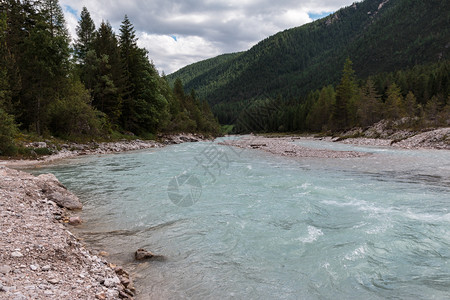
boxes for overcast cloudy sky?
[60,0,355,74]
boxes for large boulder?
[36,173,82,210]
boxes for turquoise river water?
[31,137,450,299]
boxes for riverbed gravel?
[0,167,132,299]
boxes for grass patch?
[221,125,234,135]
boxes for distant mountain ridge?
[167,0,449,114]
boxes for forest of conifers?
[0,1,220,156]
[231,58,449,133]
[168,0,449,133]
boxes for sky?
[60,0,356,74]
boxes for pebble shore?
[220,136,369,158]
[221,126,449,158]
[0,167,135,299]
[1,133,208,169]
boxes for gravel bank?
[0,167,136,299]
[1,133,209,169]
[337,123,450,150]
[221,127,449,158]
[220,136,368,158]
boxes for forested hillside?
[0,1,220,156]
[168,0,449,129]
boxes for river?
[31,137,450,299]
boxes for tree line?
[0,1,219,156]
[233,58,449,133]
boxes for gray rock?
[47,191,82,210]
[33,142,47,148]
[0,265,12,274]
[120,276,130,287]
[135,248,154,260]
[11,251,23,258]
[41,265,51,272]
[103,277,120,288]
[4,285,16,292]
[47,278,59,285]
[13,292,27,300]
[30,265,38,271]
[0,283,3,291]
[106,289,120,299]
[68,216,82,225]
[36,174,82,210]
[95,292,106,300]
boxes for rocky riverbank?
[337,127,450,149]
[221,126,449,158]
[0,167,136,299]
[1,133,209,168]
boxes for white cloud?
[137,33,222,74]
[60,0,355,74]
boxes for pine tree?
[357,79,383,127]
[306,85,335,131]
[74,7,95,64]
[403,91,418,118]
[39,0,68,39]
[7,0,70,134]
[424,96,442,126]
[332,58,358,131]
[118,15,138,130]
[385,83,405,120]
[88,21,122,124]
[0,10,11,110]
[118,15,169,134]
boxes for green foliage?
[48,80,105,138]
[332,58,358,130]
[221,125,234,135]
[357,79,383,127]
[1,2,219,146]
[306,85,335,132]
[74,7,95,63]
[385,83,405,120]
[163,78,220,135]
[403,91,418,118]
[0,108,18,156]
[224,57,449,134]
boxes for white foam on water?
[301,225,324,243]
[403,210,450,223]
[344,244,367,261]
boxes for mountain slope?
[168,0,450,114]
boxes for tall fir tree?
[332,58,358,131]
[357,79,383,127]
[385,83,405,120]
[118,15,138,131]
[403,91,418,118]
[74,7,95,64]
[306,85,335,131]
[88,21,122,124]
